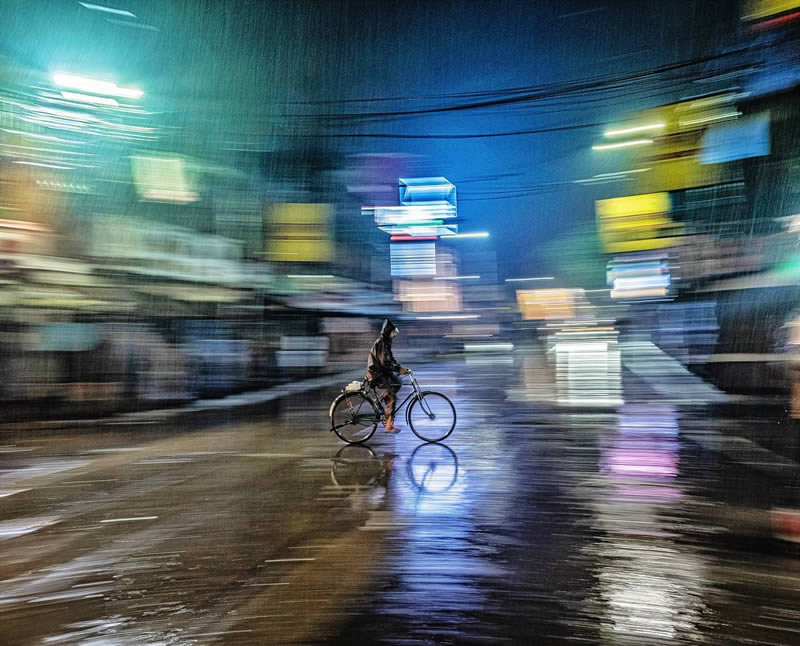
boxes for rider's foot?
[384,426,401,434]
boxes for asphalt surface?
[2,355,800,645]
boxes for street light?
[52,73,143,100]
[603,123,664,137]
[591,139,652,151]
[78,2,137,18]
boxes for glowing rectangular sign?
[366,203,457,225]
[399,177,456,206]
[390,242,436,277]
[516,289,577,321]
[266,203,332,262]
[131,155,198,203]
[595,193,683,253]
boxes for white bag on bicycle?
[344,381,362,393]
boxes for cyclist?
[366,319,409,433]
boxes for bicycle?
[329,369,456,444]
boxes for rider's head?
[381,318,399,340]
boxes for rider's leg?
[383,380,401,430]
[383,388,397,429]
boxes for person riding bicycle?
[366,319,409,433]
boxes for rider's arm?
[391,350,408,374]
[386,344,402,373]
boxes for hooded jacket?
[366,319,401,384]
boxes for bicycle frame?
[363,371,423,419]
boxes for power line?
[310,121,606,139]
[289,46,761,120]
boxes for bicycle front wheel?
[407,391,456,443]
[330,392,380,444]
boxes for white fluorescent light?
[505,276,554,282]
[679,111,740,127]
[433,275,480,280]
[465,343,515,352]
[421,315,481,321]
[556,342,609,352]
[12,161,74,169]
[2,129,82,144]
[573,168,651,184]
[104,18,159,31]
[286,274,335,279]
[591,139,653,151]
[60,91,119,107]
[604,123,665,137]
[442,232,489,239]
[52,73,143,99]
[78,2,136,18]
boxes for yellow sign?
[595,193,683,253]
[516,289,576,321]
[266,203,332,262]
[742,0,800,20]
[605,97,734,193]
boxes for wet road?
[2,357,800,645]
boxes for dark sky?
[1,0,740,278]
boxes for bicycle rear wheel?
[331,392,380,444]
[407,391,456,443]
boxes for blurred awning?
[14,285,133,310]
[134,284,246,303]
[699,266,800,292]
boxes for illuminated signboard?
[394,279,462,312]
[399,177,457,207]
[608,97,734,194]
[363,204,458,238]
[131,155,199,203]
[370,177,459,241]
[700,113,770,164]
[390,241,436,277]
[595,192,683,254]
[266,203,332,263]
[741,0,800,21]
[516,289,578,321]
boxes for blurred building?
[590,8,800,395]
[0,64,405,417]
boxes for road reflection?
[329,442,459,501]
[407,443,459,494]
[587,405,711,643]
